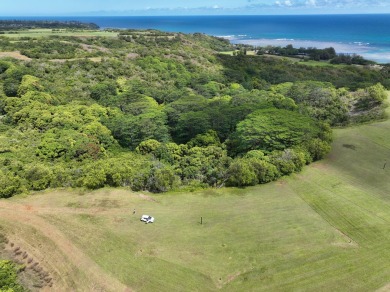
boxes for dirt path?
[0,200,132,292]
[376,283,390,292]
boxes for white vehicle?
[140,215,154,224]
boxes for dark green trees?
[231,108,320,154]
[0,29,388,196]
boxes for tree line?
[0,20,99,31]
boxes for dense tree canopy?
[0,27,387,196]
[231,108,321,154]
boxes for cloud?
[80,0,390,16]
[301,0,390,8]
[252,0,390,9]
[275,0,294,7]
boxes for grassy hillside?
[1,103,390,291]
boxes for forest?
[0,20,99,31]
[0,28,388,197]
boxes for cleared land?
[1,112,390,290]
[0,51,31,61]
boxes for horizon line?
[1,12,390,17]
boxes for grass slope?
[1,113,390,290]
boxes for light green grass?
[266,55,343,67]
[216,52,343,67]
[218,51,235,55]
[298,60,340,67]
[2,29,118,38]
[37,184,348,291]
[3,108,390,290]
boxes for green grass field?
[1,107,390,290]
[217,52,344,67]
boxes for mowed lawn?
[1,116,390,290]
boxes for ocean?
[2,15,390,63]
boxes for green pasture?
[218,51,339,67]
[3,103,390,291]
[298,60,338,67]
[266,55,341,67]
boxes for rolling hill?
[0,98,389,291]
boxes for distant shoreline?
[229,38,389,64]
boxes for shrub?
[50,164,77,188]
[247,158,279,183]
[0,61,11,74]
[148,163,179,192]
[24,164,52,191]
[305,138,331,161]
[0,171,24,198]
[0,260,24,292]
[80,165,106,189]
[226,159,257,187]
[270,149,306,175]
[17,75,44,97]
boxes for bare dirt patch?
[0,200,132,291]
[49,57,102,63]
[0,51,31,61]
[376,283,390,292]
[80,43,110,53]
[226,271,242,284]
[126,53,139,59]
[138,193,158,202]
[1,237,53,290]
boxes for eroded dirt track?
[0,200,132,292]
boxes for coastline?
[1,15,390,64]
[229,38,389,64]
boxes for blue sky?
[1,0,390,15]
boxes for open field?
[219,50,258,56]
[1,110,390,290]
[1,29,118,38]
[297,60,338,67]
[217,52,345,67]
